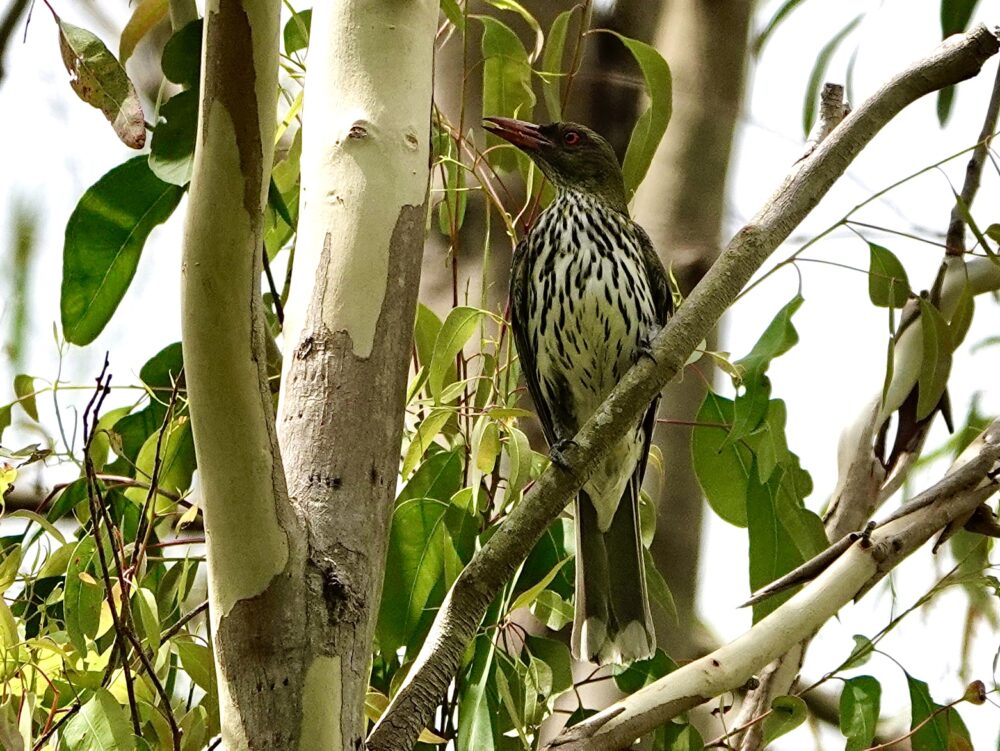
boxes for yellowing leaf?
[55,16,145,148]
[119,0,169,65]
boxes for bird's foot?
[633,327,661,365]
[548,439,578,471]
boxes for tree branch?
[945,58,1000,254]
[547,420,1000,751]
[366,24,1000,751]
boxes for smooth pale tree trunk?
[277,0,436,750]
[632,0,753,657]
[182,1,435,748]
[181,0,307,747]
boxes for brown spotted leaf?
[57,18,145,148]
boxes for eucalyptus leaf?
[62,688,135,751]
[916,298,952,420]
[802,15,862,135]
[906,672,972,751]
[56,18,145,148]
[61,157,184,345]
[541,10,574,120]
[480,15,535,172]
[868,243,910,308]
[761,695,807,744]
[606,32,672,199]
[840,675,881,751]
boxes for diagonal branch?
[365,24,1000,751]
[547,420,1000,751]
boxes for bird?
[483,117,672,665]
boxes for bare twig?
[945,60,1000,254]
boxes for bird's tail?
[571,481,655,665]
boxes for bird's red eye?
[563,130,582,147]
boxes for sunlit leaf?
[119,0,168,65]
[175,637,215,693]
[55,16,145,148]
[62,688,135,751]
[480,15,535,172]
[401,409,452,479]
[64,537,103,654]
[377,498,463,655]
[284,8,311,54]
[457,635,497,751]
[428,307,487,401]
[509,557,571,613]
[61,156,184,345]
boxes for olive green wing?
[635,224,673,326]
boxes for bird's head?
[483,118,627,212]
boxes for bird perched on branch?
[483,117,672,665]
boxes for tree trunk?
[182,1,435,748]
[278,1,436,750]
[632,0,754,657]
[181,0,306,746]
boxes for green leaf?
[414,303,444,372]
[12,375,37,421]
[62,688,136,751]
[541,9,574,120]
[458,635,497,751]
[397,449,462,505]
[428,306,487,401]
[729,295,803,443]
[606,32,672,199]
[401,409,452,479]
[524,635,573,698]
[56,18,145,148]
[509,557,571,613]
[868,243,910,308]
[504,425,534,500]
[125,415,196,505]
[747,464,824,622]
[660,721,705,751]
[753,0,812,54]
[611,649,675,694]
[61,156,185,345]
[161,19,202,87]
[133,587,160,652]
[440,0,465,30]
[480,15,535,172]
[916,299,952,420]
[906,672,972,751]
[802,15,862,135]
[840,675,881,751]
[485,0,542,61]
[378,498,463,655]
[843,634,875,669]
[64,537,104,655]
[530,590,574,630]
[949,288,974,349]
[175,637,216,693]
[692,392,750,526]
[283,8,311,54]
[937,0,980,125]
[149,89,198,185]
[112,342,184,462]
[761,695,807,745]
[0,546,21,594]
[643,548,677,624]
[0,405,10,442]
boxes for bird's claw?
[633,341,657,365]
[548,439,577,471]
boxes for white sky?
[1,0,999,747]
